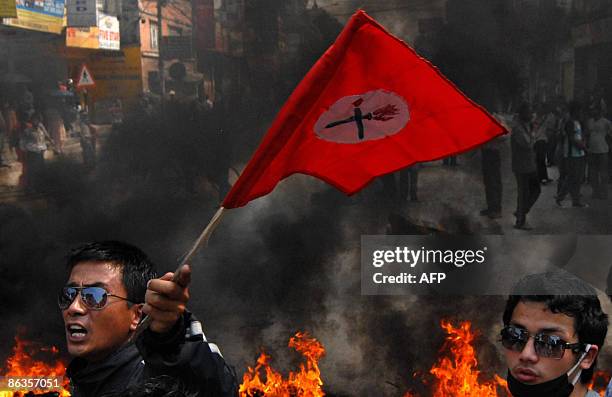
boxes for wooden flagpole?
[130,206,227,340]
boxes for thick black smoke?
[1,3,610,396]
[0,113,510,395]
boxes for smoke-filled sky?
[1,1,612,395]
[314,0,447,42]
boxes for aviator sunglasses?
[500,325,585,359]
[58,286,133,310]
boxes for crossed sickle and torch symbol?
[324,98,400,140]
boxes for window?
[148,71,160,93]
[169,25,183,36]
[150,22,159,50]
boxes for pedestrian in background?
[533,103,554,184]
[2,100,18,158]
[480,114,508,219]
[442,155,457,166]
[546,105,562,167]
[77,109,96,169]
[381,164,420,204]
[399,164,420,203]
[556,101,588,208]
[0,100,7,167]
[19,113,54,192]
[44,103,66,154]
[586,105,612,199]
[511,102,541,230]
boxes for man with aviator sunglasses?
[59,241,237,397]
[501,272,608,397]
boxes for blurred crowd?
[0,82,98,192]
[486,94,612,230]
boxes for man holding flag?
[132,9,509,342]
[60,241,238,397]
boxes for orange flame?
[239,331,325,397]
[404,320,509,397]
[0,333,71,397]
[405,320,612,397]
[589,370,612,397]
[429,321,509,396]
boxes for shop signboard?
[66,0,96,27]
[66,12,120,51]
[3,0,65,34]
[0,0,17,18]
[98,13,120,50]
[66,26,98,49]
[161,35,192,59]
[86,46,143,103]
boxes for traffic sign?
[77,64,96,87]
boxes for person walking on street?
[442,155,458,166]
[78,109,96,169]
[556,101,589,208]
[2,100,18,162]
[511,102,541,230]
[546,106,562,166]
[399,164,420,202]
[0,103,8,167]
[45,104,67,154]
[480,117,508,219]
[19,113,55,192]
[586,105,612,199]
[534,104,554,184]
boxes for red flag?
[222,10,507,209]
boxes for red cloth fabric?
[222,10,507,209]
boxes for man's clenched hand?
[142,264,191,334]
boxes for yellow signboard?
[0,0,17,18]
[66,27,99,49]
[3,0,65,34]
[90,46,142,99]
[66,13,119,50]
[63,46,142,121]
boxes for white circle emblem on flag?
[314,89,410,144]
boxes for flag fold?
[222,10,507,209]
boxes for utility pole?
[157,0,166,104]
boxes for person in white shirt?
[586,105,612,199]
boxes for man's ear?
[579,345,599,370]
[129,304,144,332]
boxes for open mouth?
[515,368,538,383]
[67,324,88,341]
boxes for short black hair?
[66,241,158,304]
[503,273,609,384]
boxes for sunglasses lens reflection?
[534,335,564,359]
[81,287,107,309]
[58,287,109,310]
[501,326,565,359]
[501,327,527,351]
[58,287,77,309]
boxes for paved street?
[2,128,612,234]
[393,142,612,234]
[0,125,111,203]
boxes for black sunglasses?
[500,325,585,360]
[58,286,133,310]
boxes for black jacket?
[66,312,238,397]
[511,120,536,174]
